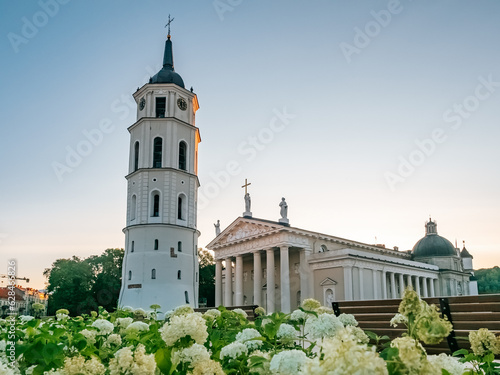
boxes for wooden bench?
[332,294,500,355]
[195,305,259,321]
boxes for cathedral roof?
[150,35,185,88]
[461,246,473,258]
[412,219,457,258]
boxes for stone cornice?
[207,217,410,261]
[309,257,439,278]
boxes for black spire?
[150,24,185,88]
[162,37,174,70]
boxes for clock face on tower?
[139,98,146,111]
[177,97,187,111]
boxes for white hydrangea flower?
[109,344,156,375]
[315,306,334,315]
[56,313,69,321]
[232,308,248,318]
[335,326,369,345]
[276,324,298,344]
[236,328,263,350]
[391,336,426,373]
[91,319,114,335]
[269,350,307,375]
[203,309,221,320]
[19,315,35,323]
[0,361,16,375]
[160,313,208,346]
[133,308,148,319]
[80,329,97,345]
[427,353,466,375]
[115,317,134,329]
[304,313,343,340]
[173,305,195,317]
[337,313,358,327]
[390,313,408,328]
[220,342,248,360]
[172,343,211,367]
[103,333,122,348]
[122,306,133,312]
[61,355,105,375]
[124,321,149,334]
[303,335,388,375]
[0,340,6,352]
[290,309,308,322]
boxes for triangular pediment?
[320,277,337,286]
[206,217,284,249]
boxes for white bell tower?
[118,28,201,312]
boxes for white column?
[266,248,275,313]
[253,251,262,306]
[382,271,387,299]
[224,257,232,306]
[390,272,396,299]
[415,276,421,296]
[344,266,353,300]
[299,249,312,300]
[399,273,405,297]
[215,259,222,306]
[358,267,364,300]
[430,278,436,297]
[280,246,291,313]
[423,278,429,298]
[235,255,243,306]
[407,274,413,289]
[372,270,378,299]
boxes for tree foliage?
[198,248,215,307]
[475,266,500,294]
[44,248,124,316]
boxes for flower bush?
[0,290,498,374]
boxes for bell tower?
[118,27,201,312]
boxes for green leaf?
[155,347,174,374]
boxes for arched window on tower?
[177,241,182,252]
[151,269,156,279]
[128,270,132,280]
[134,141,139,171]
[177,270,182,279]
[177,194,186,220]
[130,195,137,221]
[131,241,134,253]
[152,193,160,217]
[154,239,159,250]
[153,137,162,168]
[179,141,187,171]
[184,291,189,304]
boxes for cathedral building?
[207,204,477,313]
[118,27,201,312]
[116,27,476,314]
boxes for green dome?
[412,234,457,257]
[412,219,457,258]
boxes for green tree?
[87,248,124,313]
[43,256,94,316]
[475,266,500,294]
[44,249,124,316]
[198,248,215,307]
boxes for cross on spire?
[242,178,251,195]
[165,14,175,37]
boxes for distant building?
[0,286,48,316]
[207,211,477,313]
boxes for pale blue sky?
[1,1,499,289]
